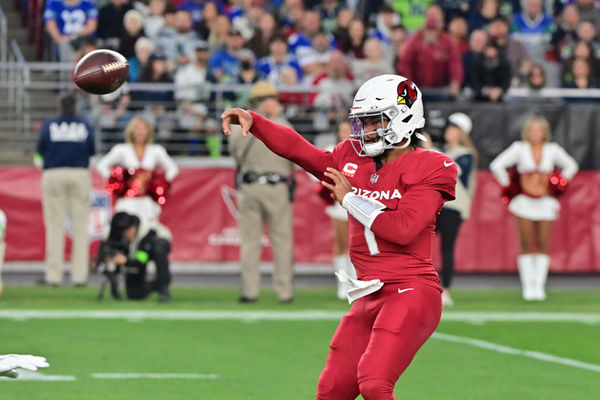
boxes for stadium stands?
[1,0,600,163]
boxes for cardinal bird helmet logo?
[397,80,418,108]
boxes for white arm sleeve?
[551,143,578,180]
[94,145,124,179]
[489,141,521,187]
[341,193,386,229]
[156,145,179,181]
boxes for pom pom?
[548,169,568,198]
[500,168,521,203]
[148,169,171,204]
[107,167,170,204]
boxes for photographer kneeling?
[97,212,172,302]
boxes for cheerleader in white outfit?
[95,117,179,225]
[490,117,578,301]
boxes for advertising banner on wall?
[0,167,598,273]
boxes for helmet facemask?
[349,106,423,157]
[350,111,395,157]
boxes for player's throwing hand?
[221,108,254,136]
[322,167,353,205]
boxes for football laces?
[102,61,128,73]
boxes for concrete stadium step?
[0,132,37,140]
[0,129,37,139]
[0,96,60,111]
[0,149,33,165]
[6,29,30,47]
[1,7,36,61]
[0,133,35,141]
[0,108,57,117]
[1,0,41,61]
[0,2,72,164]
[27,99,59,110]
[30,71,63,83]
[2,10,26,32]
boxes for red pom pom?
[148,169,171,204]
[500,168,521,203]
[107,166,128,197]
[548,169,568,198]
[107,167,170,204]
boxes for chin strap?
[414,132,427,142]
[393,139,411,150]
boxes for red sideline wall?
[1,167,599,273]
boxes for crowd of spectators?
[42,0,600,154]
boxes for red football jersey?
[248,111,458,286]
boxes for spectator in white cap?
[435,112,477,306]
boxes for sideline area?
[3,261,600,290]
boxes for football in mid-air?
[73,49,129,95]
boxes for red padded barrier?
[0,167,598,273]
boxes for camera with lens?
[93,238,129,301]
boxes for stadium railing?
[1,39,30,137]
[2,56,600,160]
[506,87,600,98]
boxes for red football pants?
[315,282,442,400]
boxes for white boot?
[533,253,549,301]
[517,254,536,301]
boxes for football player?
[222,74,458,400]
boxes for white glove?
[0,354,49,378]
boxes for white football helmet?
[348,74,426,157]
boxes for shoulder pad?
[403,149,458,200]
[331,140,360,165]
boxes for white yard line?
[440,311,600,323]
[92,373,218,380]
[433,332,600,373]
[0,370,77,381]
[0,310,599,323]
[0,310,345,321]
[2,310,598,380]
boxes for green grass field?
[1,286,599,399]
